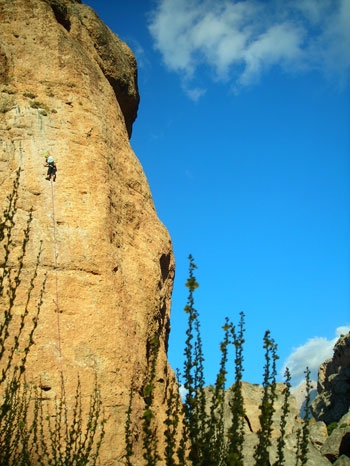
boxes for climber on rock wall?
[44,152,57,182]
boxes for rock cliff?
[221,382,329,466]
[218,381,350,465]
[312,332,350,425]
[0,0,176,464]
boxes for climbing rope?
[50,180,65,383]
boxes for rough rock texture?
[312,333,350,424]
[291,379,317,417]
[207,381,350,465]
[228,382,300,437]
[334,456,350,466]
[321,412,350,464]
[0,0,176,464]
[321,427,350,463]
[209,382,332,465]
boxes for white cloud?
[239,22,305,86]
[179,384,188,400]
[148,0,201,77]
[282,326,350,387]
[148,0,350,95]
[183,85,207,101]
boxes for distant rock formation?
[0,0,176,463]
[220,382,327,465]
[311,333,350,424]
[292,380,317,417]
[215,381,350,465]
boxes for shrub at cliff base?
[0,171,105,466]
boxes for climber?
[44,152,57,181]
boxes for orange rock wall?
[0,1,176,464]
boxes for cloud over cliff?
[282,326,350,387]
[148,0,350,98]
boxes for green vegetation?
[0,171,105,465]
[125,255,311,465]
[226,312,246,465]
[23,91,37,99]
[295,367,311,466]
[0,94,15,113]
[142,336,160,466]
[163,370,181,466]
[181,255,206,465]
[1,86,16,95]
[253,330,278,466]
[276,367,291,465]
[1,174,312,465]
[125,385,135,466]
[326,420,347,436]
[327,422,338,435]
[29,100,50,112]
[207,318,232,465]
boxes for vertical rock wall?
[0,0,176,463]
[311,333,350,424]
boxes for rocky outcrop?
[211,381,350,465]
[321,412,350,464]
[0,0,175,464]
[210,382,328,465]
[291,379,317,417]
[227,382,300,437]
[312,333,350,424]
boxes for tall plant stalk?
[226,311,246,466]
[253,330,278,466]
[0,170,106,466]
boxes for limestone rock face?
[226,382,300,437]
[0,0,175,464]
[218,382,332,465]
[322,412,350,464]
[291,379,317,417]
[312,333,350,424]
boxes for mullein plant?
[276,367,292,465]
[204,318,233,466]
[0,170,44,465]
[253,330,279,466]
[142,335,161,466]
[181,254,207,465]
[295,367,311,466]
[124,384,135,466]
[32,376,105,466]
[125,256,311,465]
[0,171,106,465]
[163,372,182,466]
[226,311,246,466]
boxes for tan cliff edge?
[0,0,177,464]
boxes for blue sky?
[84,0,349,387]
